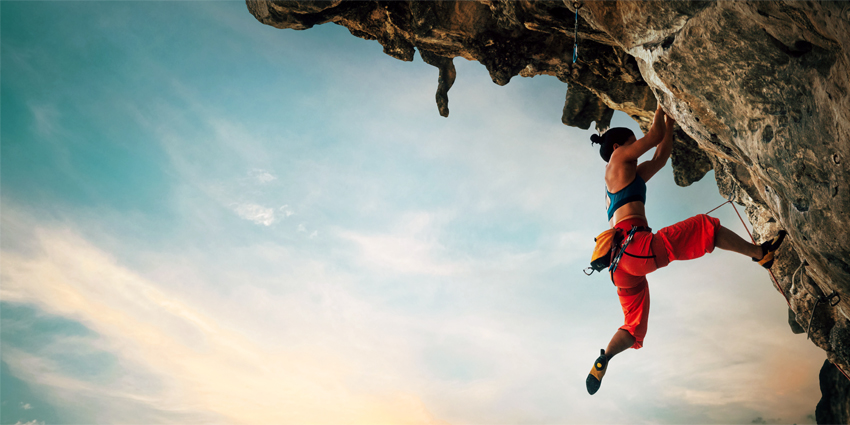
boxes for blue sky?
[0,2,825,424]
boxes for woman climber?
[585,105,787,395]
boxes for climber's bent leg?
[587,329,637,395]
[587,278,647,395]
[605,329,636,359]
[615,279,649,350]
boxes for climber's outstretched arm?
[612,105,666,163]
[637,113,674,182]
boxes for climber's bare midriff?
[609,202,646,228]
[605,154,648,228]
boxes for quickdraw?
[573,2,582,64]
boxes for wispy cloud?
[232,203,276,226]
[340,230,462,276]
[249,168,276,184]
[337,212,465,276]
[0,221,444,424]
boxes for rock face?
[247,0,850,418]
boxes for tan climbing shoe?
[753,230,787,269]
[586,349,608,395]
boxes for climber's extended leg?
[714,225,762,258]
[714,226,787,268]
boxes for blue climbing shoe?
[754,230,787,269]
[586,349,608,395]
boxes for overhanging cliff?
[247,0,850,419]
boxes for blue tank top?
[606,175,647,221]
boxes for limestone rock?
[247,0,850,417]
[561,83,613,132]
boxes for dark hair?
[590,127,635,162]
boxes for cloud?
[0,223,444,424]
[340,230,463,276]
[249,168,276,184]
[336,212,466,276]
[232,203,275,226]
[20,403,33,410]
[337,206,589,282]
[0,208,592,424]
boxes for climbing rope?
[706,200,850,382]
[705,200,788,305]
[573,2,581,64]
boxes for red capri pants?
[612,214,720,349]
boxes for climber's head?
[590,127,636,162]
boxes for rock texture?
[247,0,850,419]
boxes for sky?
[0,2,828,424]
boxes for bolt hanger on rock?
[792,260,842,340]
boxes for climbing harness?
[707,200,850,382]
[608,225,656,285]
[609,226,639,274]
[573,2,581,64]
[584,225,655,285]
[791,261,841,340]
